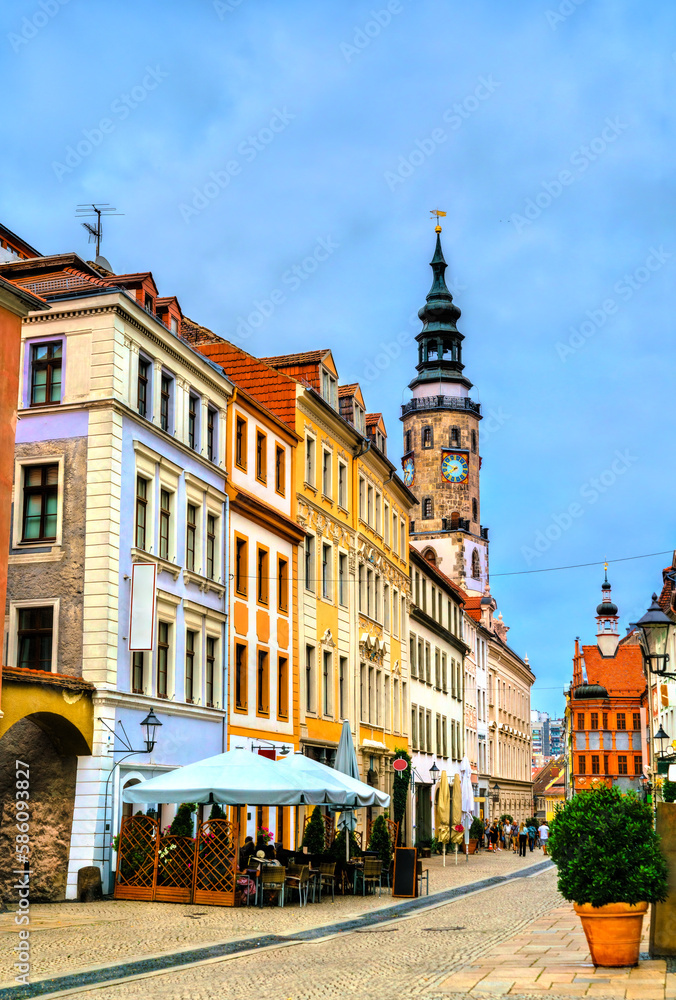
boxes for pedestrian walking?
[538,820,550,855]
[511,820,519,853]
[490,822,500,851]
[518,822,528,857]
[503,819,512,852]
[527,820,537,852]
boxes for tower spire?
[596,570,620,656]
[409,220,471,392]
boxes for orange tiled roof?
[338,383,360,397]
[261,350,332,366]
[192,339,298,428]
[10,266,112,298]
[581,642,645,696]
[463,595,483,622]
[2,665,95,691]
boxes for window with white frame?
[338,552,348,607]
[322,449,332,498]
[322,543,332,600]
[305,435,315,487]
[338,461,347,509]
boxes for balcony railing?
[401,395,481,417]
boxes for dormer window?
[321,368,337,409]
[354,404,365,434]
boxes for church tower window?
[472,498,478,522]
[404,430,412,453]
[422,426,433,448]
[471,548,480,579]
[422,497,433,520]
[450,426,460,446]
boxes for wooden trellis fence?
[113,815,238,906]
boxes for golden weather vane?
[430,208,446,233]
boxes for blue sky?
[3,0,675,717]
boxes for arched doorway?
[0,712,90,901]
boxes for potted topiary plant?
[548,785,668,967]
[465,816,483,854]
[368,815,393,869]
[302,807,326,858]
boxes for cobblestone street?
[28,863,560,1000]
[0,849,544,985]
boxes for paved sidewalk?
[0,848,543,985]
[439,902,670,998]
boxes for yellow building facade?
[259,352,416,842]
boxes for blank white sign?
[129,562,157,650]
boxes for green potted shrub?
[302,807,326,857]
[465,816,483,854]
[548,786,668,967]
[368,815,393,869]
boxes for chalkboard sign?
[392,847,417,898]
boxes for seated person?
[239,836,255,869]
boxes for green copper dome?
[409,232,472,392]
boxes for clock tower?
[401,225,488,595]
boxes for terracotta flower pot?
[462,840,478,855]
[574,901,648,967]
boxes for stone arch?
[0,713,89,902]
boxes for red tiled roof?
[2,666,95,691]
[581,642,645,696]
[10,266,112,298]
[261,350,332,366]
[338,383,359,397]
[192,339,298,428]
[463,595,483,622]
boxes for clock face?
[441,451,469,483]
[402,456,415,486]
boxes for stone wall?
[0,718,77,902]
[7,436,87,677]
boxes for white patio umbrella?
[459,755,475,864]
[277,752,390,808]
[279,749,390,861]
[122,747,337,807]
[333,720,370,860]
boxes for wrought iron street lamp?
[429,762,440,785]
[140,709,162,752]
[654,725,670,759]
[636,595,675,677]
[490,782,500,803]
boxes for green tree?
[209,801,226,820]
[302,807,326,855]
[368,815,392,867]
[548,786,668,907]
[169,803,197,837]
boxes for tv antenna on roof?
[75,204,123,259]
